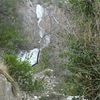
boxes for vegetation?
[4,54,33,92]
[0,0,99,99]
[44,70,52,77]
[59,0,100,99]
[65,34,100,99]
[0,23,23,53]
[4,54,44,93]
[0,0,25,54]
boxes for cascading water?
[18,48,40,66]
[36,4,45,44]
[18,2,50,66]
[36,4,50,48]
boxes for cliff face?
[17,0,73,49]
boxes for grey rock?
[0,74,20,100]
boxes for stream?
[18,3,50,66]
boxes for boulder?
[0,68,21,100]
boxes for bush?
[0,0,25,54]
[65,33,100,99]
[4,54,44,93]
[4,54,34,92]
[33,79,44,92]
[0,24,24,53]
[58,76,83,96]
[60,0,100,99]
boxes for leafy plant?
[59,0,100,99]
[4,54,44,93]
[65,33,100,99]
[33,79,44,92]
[4,54,34,92]
[0,0,25,54]
[0,23,24,53]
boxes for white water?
[18,3,50,66]
[36,4,50,48]
[36,4,44,20]
[36,4,45,39]
[18,48,39,65]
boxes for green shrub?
[4,54,34,92]
[33,79,44,92]
[0,24,24,52]
[65,34,100,99]
[0,0,26,54]
[4,54,44,93]
[59,0,100,99]
[58,76,83,96]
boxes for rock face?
[17,0,73,67]
[0,74,18,100]
[17,0,39,48]
[17,0,73,49]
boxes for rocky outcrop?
[31,69,67,100]
[0,63,21,100]
[17,0,74,49]
[17,0,39,49]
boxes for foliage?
[33,79,44,92]
[4,54,34,92]
[58,75,83,96]
[58,0,100,99]
[4,54,44,93]
[40,48,51,67]
[0,23,24,53]
[0,0,17,20]
[69,0,99,17]
[68,0,99,35]
[44,70,52,77]
[65,33,100,99]
[0,0,25,54]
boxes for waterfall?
[36,4,50,48]
[18,2,50,66]
[36,4,44,21]
[18,48,40,65]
